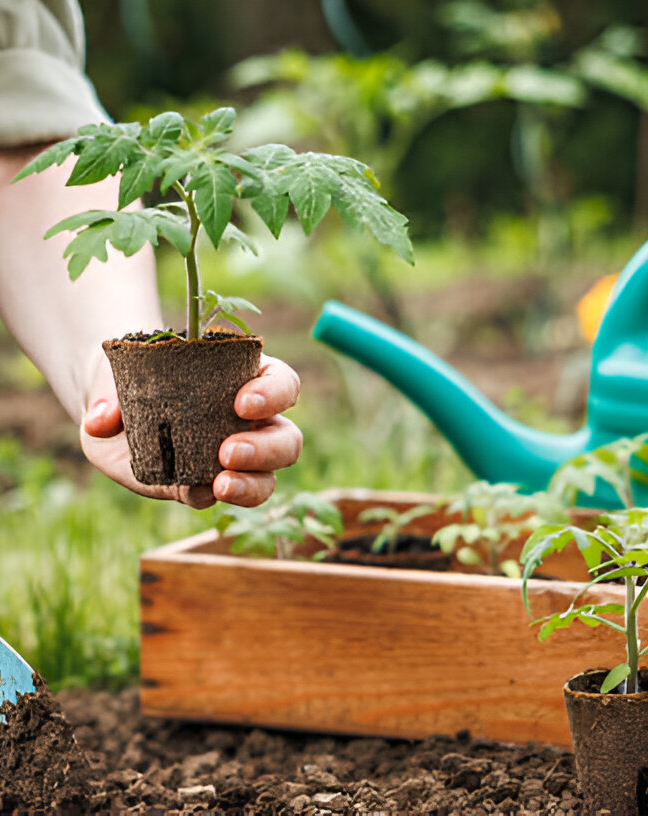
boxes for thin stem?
[625,576,639,693]
[173,181,201,339]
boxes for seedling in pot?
[14,107,413,485]
[356,504,434,555]
[434,481,567,577]
[216,491,343,560]
[522,433,648,694]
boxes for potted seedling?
[521,433,648,815]
[14,108,413,485]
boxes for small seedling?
[522,433,648,694]
[216,492,343,560]
[14,107,414,340]
[434,481,567,577]
[356,505,434,555]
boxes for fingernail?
[86,399,108,421]
[219,475,246,501]
[224,442,255,468]
[240,393,266,415]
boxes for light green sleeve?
[0,0,108,147]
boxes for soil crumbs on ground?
[0,684,582,815]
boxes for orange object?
[576,273,619,343]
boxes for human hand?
[80,353,302,509]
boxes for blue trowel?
[0,635,36,719]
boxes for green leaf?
[63,221,112,279]
[117,113,183,207]
[143,111,184,147]
[456,546,482,566]
[333,174,414,264]
[501,559,521,579]
[251,194,290,238]
[600,663,631,693]
[67,124,141,186]
[200,107,236,140]
[44,209,121,239]
[243,143,297,172]
[186,160,237,249]
[159,148,201,194]
[278,156,340,234]
[150,210,192,256]
[221,223,258,255]
[12,136,84,182]
[433,524,463,554]
[118,155,162,208]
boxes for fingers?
[213,470,277,507]
[83,356,123,438]
[80,428,217,509]
[235,354,300,420]
[219,416,303,473]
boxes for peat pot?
[103,332,262,486]
[565,669,648,816]
[140,488,646,746]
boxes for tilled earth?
[0,679,584,816]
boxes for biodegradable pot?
[103,332,262,486]
[564,668,648,816]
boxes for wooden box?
[140,488,638,747]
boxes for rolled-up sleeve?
[0,0,108,147]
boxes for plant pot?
[139,488,629,745]
[103,332,262,485]
[565,669,648,816]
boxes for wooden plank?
[140,548,635,747]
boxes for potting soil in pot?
[0,683,584,815]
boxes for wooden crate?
[140,488,635,747]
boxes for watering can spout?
[313,300,590,493]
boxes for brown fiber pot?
[103,332,262,486]
[564,668,648,816]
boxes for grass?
[0,220,632,690]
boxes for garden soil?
[0,680,586,816]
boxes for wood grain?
[140,490,633,747]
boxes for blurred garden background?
[2,0,648,689]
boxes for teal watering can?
[312,240,648,508]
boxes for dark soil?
[0,681,585,816]
[324,533,453,570]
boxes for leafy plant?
[434,480,567,577]
[522,433,648,694]
[356,504,434,555]
[547,434,648,510]
[216,492,343,560]
[13,107,413,340]
[522,509,648,694]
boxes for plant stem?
[173,182,201,339]
[626,576,639,693]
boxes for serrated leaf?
[333,175,414,264]
[67,127,141,186]
[63,221,112,279]
[251,193,290,238]
[118,154,163,208]
[221,223,258,255]
[186,161,236,249]
[201,107,236,137]
[44,209,120,238]
[159,148,201,194]
[600,663,631,693]
[278,156,340,234]
[150,209,191,256]
[12,136,84,182]
[143,111,184,147]
[243,143,297,172]
[110,212,158,256]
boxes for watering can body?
[312,240,648,508]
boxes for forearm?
[0,146,163,423]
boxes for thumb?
[83,362,123,439]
